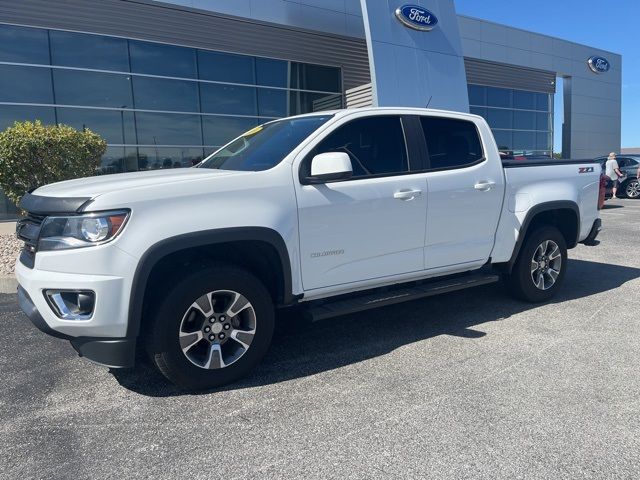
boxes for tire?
[505,226,568,302]
[624,179,640,199]
[145,265,274,390]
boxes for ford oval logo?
[395,4,438,31]
[588,56,610,74]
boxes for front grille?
[16,213,45,269]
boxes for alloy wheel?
[178,290,256,369]
[530,240,562,290]
[626,180,640,199]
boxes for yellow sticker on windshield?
[243,125,263,137]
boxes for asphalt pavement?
[1,199,639,479]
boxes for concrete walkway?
[0,222,18,292]
[0,222,16,235]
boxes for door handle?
[474,181,496,191]
[394,189,422,201]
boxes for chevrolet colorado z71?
[16,108,602,389]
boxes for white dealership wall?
[457,15,621,159]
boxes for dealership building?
[0,0,622,218]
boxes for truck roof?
[281,107,484,122]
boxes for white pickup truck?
[15,107,602,389]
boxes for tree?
[0,121,106,205]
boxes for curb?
[0,275,17,294]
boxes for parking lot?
[1,199,639,479]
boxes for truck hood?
[34,168,241,198]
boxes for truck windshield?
[198,115,333,171]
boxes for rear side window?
[617,157,637,168]
[308,116,408,178]
[420,117,483,170]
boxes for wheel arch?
[126,227,295,339]
[502,201,580,273]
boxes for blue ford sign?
[395,4,438,31]
[588,56,610,74]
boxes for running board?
[307,274,500,321]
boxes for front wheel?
[145,266,274,390]
[505,226,568,302]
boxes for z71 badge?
[579,167,594,173]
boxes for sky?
[454,0,640,149]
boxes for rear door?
[295,115,428,290]
[420,116,505,270]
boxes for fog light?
[45,290,95,320]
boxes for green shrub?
[0,121,106,205]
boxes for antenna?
[425,95,433,109]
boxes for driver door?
[295,115,428,291]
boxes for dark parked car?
[596,155,640,199]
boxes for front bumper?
[15,245,137,337]
[14,243,140,368]
[18,285,136,368]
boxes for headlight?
[38,210,129,251]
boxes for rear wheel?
[145,266,274,390]
[624,179,640,199]
[505,226,567,302]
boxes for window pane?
[486,87,512,108]
[513,90,535,110]
[256,58,287,88]
[290,62,341,93]
[493,130,513,151]
[0,65,53,103]
[486,108,512,129]
[289,92,343,115]
[0,24,49,64]
[421,117,484,169]
[202,116,261,146]
[129,40,196,78]
[513,131,536,151]
[0,188,19,220]
[468,85,486,106]
[535,93,550,111]
[513,110,535,130]
[536,132,551,151]
[197,50,255,84]
[135,112,202,145]
[200,83,257,115]
[258,89,287,117]
[137,147,204,170]
[53,70,133,107]
[314,116,408,177]
[57,107,136,144]
[97,146,138,174]
[0,105,56,131]
[133,76,199,112]
[536,112,550,131]
[50,31,129,71]
[469,106,487,120]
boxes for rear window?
[420,117,484,170]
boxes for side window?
[420,117,483,170]
[309,116,408,178]
[617,157,630,168]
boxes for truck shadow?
[111,258,640,396]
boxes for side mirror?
[306,152,353,184]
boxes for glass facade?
[0,23,343,218]
[468,84,553,156]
